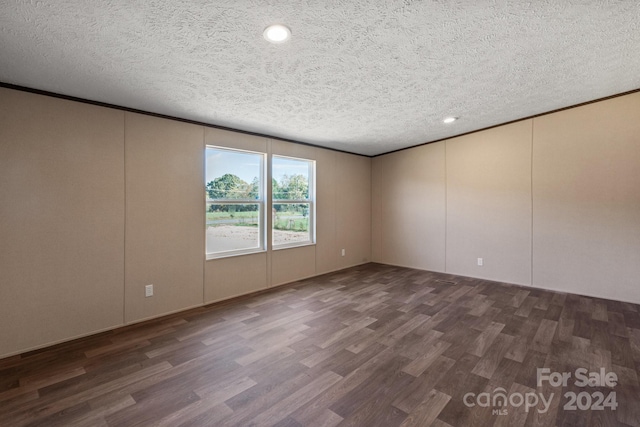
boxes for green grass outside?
[273,217,309,232]
[206,209,309,232]
[206,210,259,220]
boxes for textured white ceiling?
[1,1,639,156]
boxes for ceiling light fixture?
[263,24,291,44]
[443,116,458,124]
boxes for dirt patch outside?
[206,225,309,253]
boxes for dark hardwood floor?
[1,263,639,426]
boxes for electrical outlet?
[145,284,154,297]
[341,248,346,257]
[477,258,483,266]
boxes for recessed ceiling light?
[263,24,291,44]
[443,116,458,124]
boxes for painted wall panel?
[0,88,125,357]
[205,127,269,153]
[371,156,383,263]
[532,93,640,303]
[336,153,372,268]
[315,149,338,274]
[372,142,446,272]
[271,245,317,286]
[124,113,204,322]
[205,253,268,303]
[271,139,317,160]
[446,120,532,285]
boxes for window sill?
[206,248,266,261]
[205,242,316,260]
[272,242,316,251]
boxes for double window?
[205,146,315,259]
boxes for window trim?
[205,145,267,260]
[271,154,316,249]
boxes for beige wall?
[124,113,205,322]
[336,153,372,268]
[205,253,268,303]
[0,88,371,359]
[532,93,640,303]
[372,142,446,271]
[373,92,640,304]
[446,120,532,285]
[0,89,125,357]
[314,148,338,274]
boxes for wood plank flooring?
[1,263,639,426]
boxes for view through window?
[272,155,315,247]
[205,147,265,257]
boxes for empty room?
[1,1,639,426]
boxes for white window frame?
[271,154,316,250]
[205,146,266,259]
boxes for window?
[272,155,315,248]
[205,146,265,258]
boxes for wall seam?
[370,156,373,263]
[334,152,338,269]
[266,139,273,287]
[314,150,320,274]
[202,125,206,304]
[530,119,535,287]
[123,112,127,325]
[444,141,448,273]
